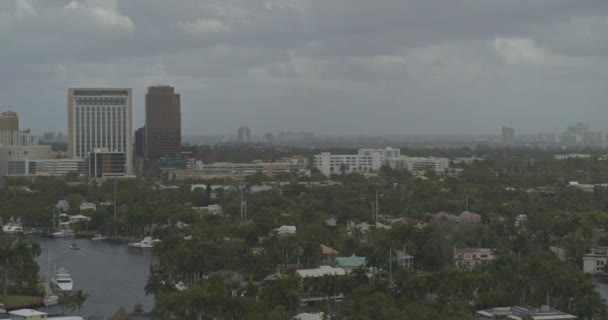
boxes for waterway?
[34,238,154,318]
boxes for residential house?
[68,215,92,224]
[192,204,223,216]
[454,248,497,269]
[295,266,346,279]
[459,211,481,224]
[321,244,339,258]
[294,313,325,320]
[431,211,459,223]
[550,246,566,261]
[335,254,366,274]
[274,225,297,235]
[394,250,414,270]
[79,202,96,211]
[583,247,608,274]
[475,306,577,320]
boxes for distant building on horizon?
[68,88,133,175]
[238,126,251,144]
[145,86,181,160]
[502,127,514,146]
[0,111,19,146]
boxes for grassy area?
[0,294,41,307]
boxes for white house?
[68,215,92,224]
[274,225,296,235]
[79,202,96,211]
[583,247,608,274]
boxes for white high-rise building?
[68,88,133,174]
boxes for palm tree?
[0,238,41,301]
[72,290,89,313]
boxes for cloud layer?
[2,0,608,135]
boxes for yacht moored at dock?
[50,268,73,294]
[128,237,159,249]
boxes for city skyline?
[2,1,608,135]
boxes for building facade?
[0,145,52,175]
[68,88,133,174]
[18,129,39,146]
[454,248,497,269]
[502,127,515,146]
[134,126,145,158]
[169,161,309,181]
[88,148,128,178]
[6,158,85,176]
[145,86,181,159]
[358,147,401,158]
[314,152,384,177]
[238,126,251,143]
[386,156,449,173]
[0,111,19,145]
[583,247,608,274]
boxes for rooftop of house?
[296,266,346,278]
[321,244,339,256]
[335,254,367,268]
[394,250,414,260]
[454,248,496,258]
[476,306,577,320]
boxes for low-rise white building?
[313,151,384,177]
[79,202,96,211]
[274,225,296,235]
[386,156,449,174]
[476,306,577,320]
[193,204,223,216]
[583,247,608,274]
[358,147,401,158]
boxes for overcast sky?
[2,0,608,135]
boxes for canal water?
[35,238,154,318]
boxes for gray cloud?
[2,0,608,135]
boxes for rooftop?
[476,306,577,320]
[296,266,346,278]
[335,254,367,268]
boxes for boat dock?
[41,281,58,307]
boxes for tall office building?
[145,86,181,159]
[68,88,133,174]
[238,126,251,143]
[134,126,145,158]
[502,127,515,146]
[0,111,19,145]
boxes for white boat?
[175,281,188,292]
[69,243,80,250]
[50,267,73,294]
[2,222,24,235]
[128,237,159,249]
[91,234,108,241]
[44,294,59,307]
[52,229,75,238]
[9,309,83,319]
